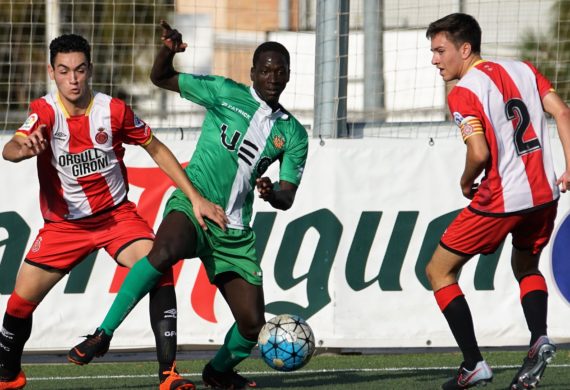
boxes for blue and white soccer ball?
[258,314,316,372]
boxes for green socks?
[211,323,257,372]
[100,257,163,335]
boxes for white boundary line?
[26,364,570,381]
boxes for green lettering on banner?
[252,212,277,263]
[0,212,30,294]
[415,209,461,290]
[64,250,98,293]
[346,211,419,292]
[379,211,418,290]
[474,241,504,290]
[265,209,340,319]
[345,211,382,290]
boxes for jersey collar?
[56,91,94,118]
[249,86,289,120]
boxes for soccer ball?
[257,314,316,372]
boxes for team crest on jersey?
[453,112,465,127]
[272,135,285,149]
[95,128,108,144]
[134,115,144,128]
[21,113,38,131]
[31,236,42,253]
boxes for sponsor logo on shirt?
[95,127,109,144]
[221,101,251,120]
[58,148,110,177]
[21,113,38,131]
[134,115,144,128]
[453,112,464,127]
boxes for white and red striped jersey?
[16,92,153,221]
[449,60,559,215]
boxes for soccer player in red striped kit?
[425,13,570,390]
[0,34,226,390]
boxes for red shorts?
[441,202,557,256]
[26,201,154,272]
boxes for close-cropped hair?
[426,13,481,54]
[49,34,91,66]
[253,41,290,67]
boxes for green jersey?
[178,73,308,229]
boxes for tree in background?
[520,0,570,102]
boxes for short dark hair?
[49,34,91,66]
[426,13,481,54]
[252,41,290,67]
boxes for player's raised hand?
[556,171,570,193]
[159,20,187,53]
[23,124,48,157]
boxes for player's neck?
[57,91,93,116]
[459,55,482,79]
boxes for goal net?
[0,0,564,138]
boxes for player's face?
[251,51,290,109]
[48,52,92,105]
[430,32,467,82]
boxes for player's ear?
[461,42,472,59]
[250,66,255,82]
[47,64,55,81]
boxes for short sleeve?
[116,99,153,146]
[524,61,554,99]
[178,74,227,108]
[279,121,308,186]
[16,99,52,137]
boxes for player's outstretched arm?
[543,92,570,192]
[256,177,298,210]
[150,20,187,93]
[143,136,228,230]
[2,125,47,162]
[460,133,489,199]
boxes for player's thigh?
[100,201,155,264]
[148,211,199,271]
[14,262,66,302]
[426,244,471,290]
[511,203,557,257]
[441,207,513,255]
[511,247,542,280]
[116,239,154,268]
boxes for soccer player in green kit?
[68,20,309,390]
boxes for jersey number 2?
[505,98,541,156]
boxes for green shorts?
[164,189,262,285]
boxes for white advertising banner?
[0,136,569,351]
